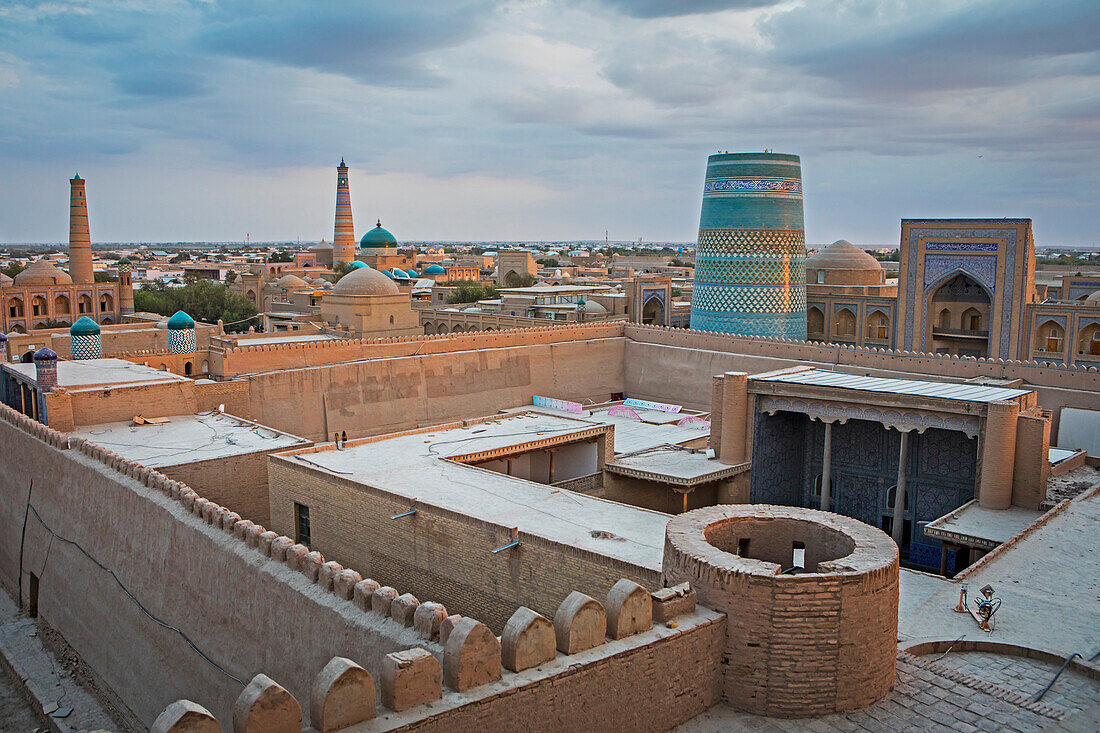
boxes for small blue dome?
[405,269,418,278]
[33,346,57,361]
[167,310,195,330]
[391,269,407,278]
[71,316,100,336]
[380,269,394,279]
[424,264,446,274]
[349,261,367,270]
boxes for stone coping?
[665,504,898,578]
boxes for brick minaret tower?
[118,257,135,314]
[69,174,94,284]
[332,159,356,265]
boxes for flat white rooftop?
[924,499,1044,549]
[3,358,189,388]
[755,368,1031,403]
[513,403,710,455]
[71,413,308,467]
[284,412,670,571]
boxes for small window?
[295,502,311,547]
[792,541,806,569]
[737,538,750,557]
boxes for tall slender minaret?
[332,159,356,265]
[69,173,94,284]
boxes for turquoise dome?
[424,264,446,275]
[167,310,195,330]
[405,269,418,278]
[391,269,407,278]
[349,261,367,270]
[71,316,100,336]
[360,220,397,248]
[380,269,394,279]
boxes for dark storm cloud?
[600,0,779,18]
[195,1,493,87]
[763,0,1100,94]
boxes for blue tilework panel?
[692,226,807,338]
[70,333,101,360]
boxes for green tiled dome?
[360,220,397,248]
[70,316,101,336]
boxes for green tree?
[446,281,499,304]
[332,261,355,282]
[169,252,187,264]
[1,263,25,279]
[225,270,238,284]
[536,258,559,267]
[269,251,294,263]
[504,272,537,287]
[133,280,258,333]
[94,270,117,282]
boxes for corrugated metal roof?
[754,369,1030,403]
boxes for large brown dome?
[333,265,399,296]
[806,240,884,286]
[14,259,73,286]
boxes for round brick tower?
[663,505,898,718]
[117,257,135,315]
[68,174,94,285]
[332,159,356,265]
[690,153,807,338]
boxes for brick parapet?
[624,322,1100,387]
[219,321,625,377]
[0,401,69,449]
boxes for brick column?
[709,374,725,458]
[719,372,748,465]
[979,400,1020,510]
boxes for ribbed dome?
[333,265,399,296]
[1085,290,1100,306]
[167,310,195,330]
[424,264,446,274]
[391,269,408,278]
[14,259,72,286]
[807,240,882,271]
[360,220,397,248]
[70,316,100,336]
[275,274,310,289]
[312,240,333,250]
[405,269,418,278]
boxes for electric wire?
[25,503,245,687]
[1033,649,1100,703]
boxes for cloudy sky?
[1,0,1097,245]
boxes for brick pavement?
[933,651,1100,718]
[677,653,1078,732]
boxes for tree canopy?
[446,281,499,304]
[134,280,258,332]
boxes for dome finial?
[376,219,382,228]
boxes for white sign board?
[1057,407,1100,457]
[623,398,682,414]
[533,395,584,414]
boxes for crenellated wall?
[214,322,625,378]
[242,331,626,441]
[622,324,1100,436]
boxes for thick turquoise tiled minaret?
[690,152,807,338]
